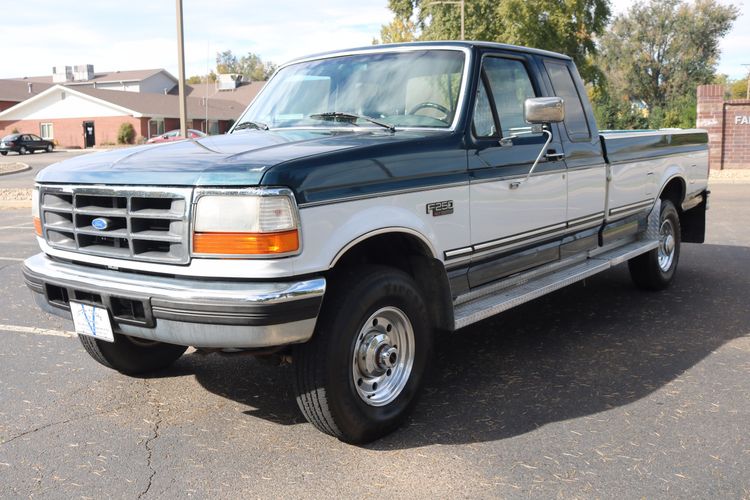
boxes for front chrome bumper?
[22,253,326,348]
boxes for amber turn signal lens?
[193,230,299,255]
[33,217,42,237]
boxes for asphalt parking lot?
[0,185,748,498]
[0,150,90,189]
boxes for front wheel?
[46,144,53,153]
[19,146,27,155]
[628,199,681,290]
[78,333,187,375]
[293,265,433,444]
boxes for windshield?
[233,49,466,131]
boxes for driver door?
[468,54,567,288]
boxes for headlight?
[192,188,300,257]
[32,188,41,236]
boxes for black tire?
[0,151,6,156]
[293,265,433,444]
[628,199,681,290]
[19,146,27,155]
[46,144,53,153]
[78,332,187,376]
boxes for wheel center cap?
[377,345,398,369]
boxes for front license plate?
[70,301,115,343]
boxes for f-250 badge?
[426,200,454,216]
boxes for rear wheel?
[0,151,6,156]
[293,265,433,444]
[78,333,187,375]
[628,199,681,290]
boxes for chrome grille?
[39,185,193,264]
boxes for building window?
[148,119,165,138]
[40,123,54,140]
[208,120,219,135]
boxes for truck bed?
[599,129,708,164]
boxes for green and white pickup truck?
[23,42,708,443]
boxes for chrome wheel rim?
[658,218,676,272]
[352,306,415,407]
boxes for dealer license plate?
[70,301,115,342]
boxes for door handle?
[545,151,565,161]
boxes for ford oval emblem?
[91,217,110,231]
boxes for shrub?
[117,122,136,144]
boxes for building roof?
[179,80,265,107]
[0,79,53,102]
[11,68,175,85]
[74,87,244,120]
[0,85,245,121]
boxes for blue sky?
[1,0,747,80]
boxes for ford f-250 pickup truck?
[22,42,709,443]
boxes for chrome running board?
[453,239,659,330]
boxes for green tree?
[216,50,277,81]
[383,0,610,84]
[598,0,738,126]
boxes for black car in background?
[0,134,54,155]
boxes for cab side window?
[471,57,540,140]
[472,81,496,138]
[544,61,591,142]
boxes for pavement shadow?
[188,243,750,447]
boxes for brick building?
[0,85,245,148]
[696,84,750,169]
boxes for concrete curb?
[0,162,30,176]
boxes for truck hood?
[36,129,436,186]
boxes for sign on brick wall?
[697,84,750,169]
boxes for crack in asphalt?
[138,380,162,500]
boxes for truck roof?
[285,41,573,66]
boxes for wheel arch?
[657,175,686,209]
[329,229,454,333]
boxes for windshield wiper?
[309,112,396,132]
[233,120,269,131]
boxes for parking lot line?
[0,323,75,338]
[0,257,24,261]
[0,225,33,230]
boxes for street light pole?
[424,0,465,40]
[176,0,188,137]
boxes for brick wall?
[697,84,750,169]
[0,116,149,148]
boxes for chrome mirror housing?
[524,97,565,124]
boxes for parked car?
[146,129,207,144]
[0,133,54,155]
[23,42,709,443]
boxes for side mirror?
[524,97,565,124]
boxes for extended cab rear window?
[544,61,591,142]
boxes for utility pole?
[743,64,750,100]
[176,0,188,137]
[424,0,465,40]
